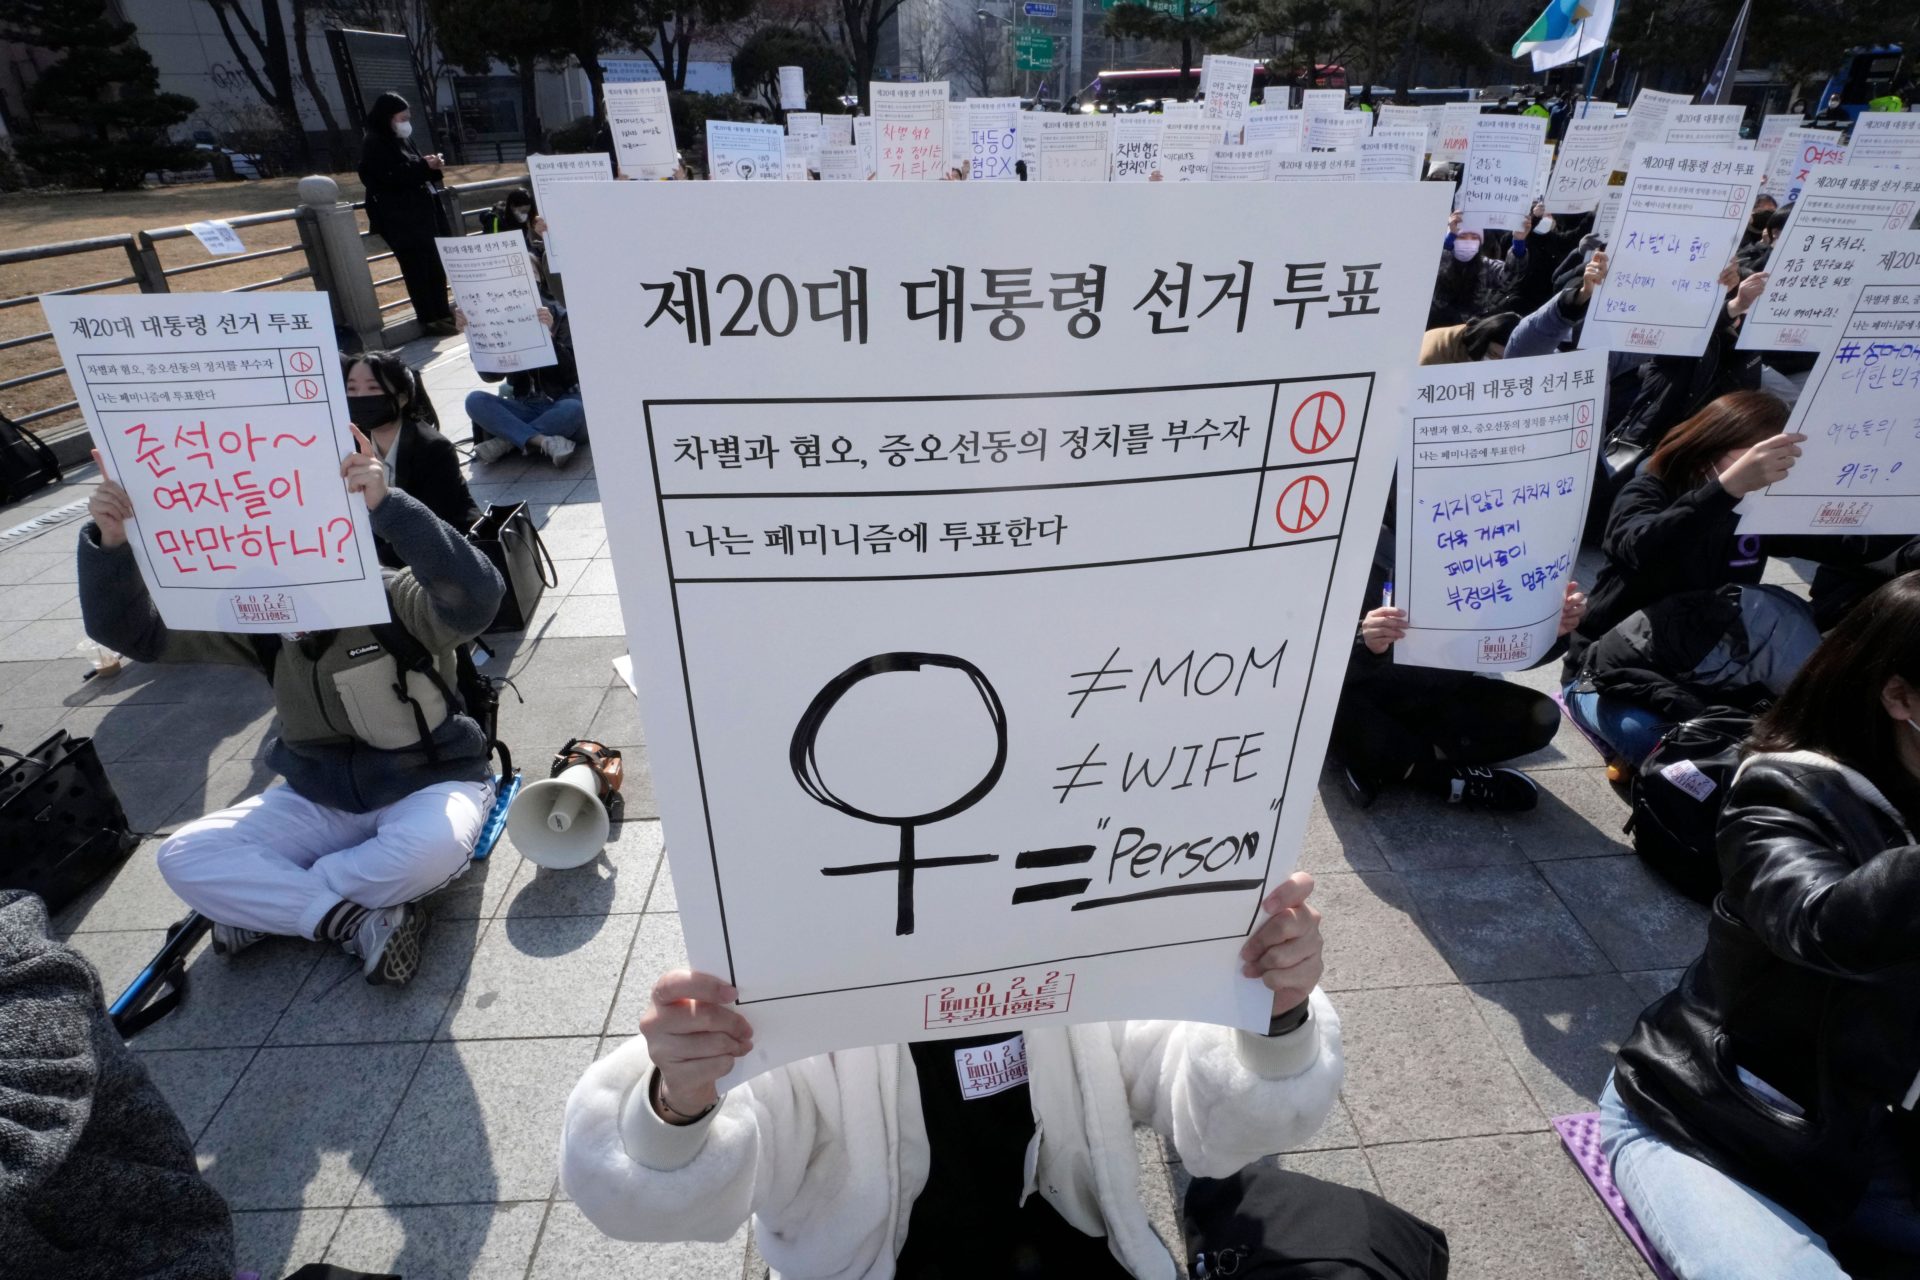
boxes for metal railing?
[0,172,529,446]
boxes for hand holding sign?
[1358,606,1408,655]
[1558,580,1588,637]
[1718,433,1806,498]
[640,969,754,1121]
[343,424,388,511]
[87,449,134,550]
[1239,872,1323,1015]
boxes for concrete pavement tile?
[500,817,662,917]
[270,914,487,1046]
[328,1202,544,1280]
[572,559,620,594]
[0,657,68,702]
[0,701,74,748]
[440,912,638,1039]
[55,838,189,932]
[1366,790,1528,871]
[1314,872,1456,992]
[1510,767,1634,861]
[0,581,75,621]
[541,594,627,638]
[131,694,277,763]
[607,911,689,1037]
[647,855,679,912]
[431,846,520,921]
[197,1042,429,1210]
[62,926,169,995]
[0,550,70,585]
[1290,1092,1362,1153]
[6,617,87,659]
[539,502,604,533]
[488,635,625,688]
[104,759,210,831]
[1540,856,1711,972]
[566,477,599,504]
[118,660,265,708]
[1509,711,1595,771]
[1620,968,1686,1006]
[1297,781,1388,873]
[1466,974,1650,1116]
[1267,1147,1382,1195]
[1135,1134,1186,1260]
[358,1037,597,1204]
[1401,866,1612,983]
[533,527,606,560]
[539,557,590,597]
[230,1209,345,1280]
[52,700,182,763]
[1368,1133,1648,1280]
[587,684,644,748]
[1335,985,1542,1145]
[495,684,607,766]
[128,936,329,1052]
[620,747,657,818]
[528,1203,749,1279]
[136,1047,254,1141]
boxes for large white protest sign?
[1306,112,1367,152]
[1460,114,1548,231]
[1434,102,1486,165]
[968,97,1022,180]
[1201,56,1258,140]
[1242,107,1303,152]
[547,178,1450,1078]
[1271,152,1358,183]
[524,152,612,274]
[872,81,949,180]
[1533,143,1555,199]
[819,144,864,181]
[778,66,807,111]
[1616,88,1692,172]
[188,220,246,255]
[1754,112,1800,168]
[603,82,679,179]
[1156,121,1216,181]
[707,121,784,181]
[855,115,877,179]
[43,292,387,633]
[1300,89,1345,116]
[1739,172,1920,352]
[1110,115,1162,182]
[1738,240,1920,535]
[1545,111,1625,213]
[1395,349,1609,671]
[945,103,967,178]
[1037,115,1111,182]
[787,111,824,170]
[1766,128,1848,204]
[1373,104,1431,151]
[820,114,854,148]
[1582,147,1764,357]
[1849,113,1920,169]
[1161,101,1202,120]
[782,138,810,181]
[436,232,555,374]
[1661,105,1744,148]
[1592,183,1626,241]
[1210,145,1274,182]
[1357,137,1423,182]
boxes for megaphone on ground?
[506,740,624,869]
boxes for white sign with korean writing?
[1434,102,1486,165]
[1754,112,1800,166]
[1849,113,1920,169]
[1460,114,1548,232]
[1373,104,1431,151]
[1036,115,1111,182]
[1545,111,1625,212]
[787,111,824,170]
[43,292,388,633]
[525,151,613,274]
[872,81,950,180]
[1271,153,1358,183]
[707,121,784,181]
[1300,89,1345,116]
[603,82,679,179]
[1765,128,1848,204]
[1357,137,1423,182]
[1201,56,1258,141]
[1306,112,1367,152]
[1210,145,1274,182]
[821,114,854,148]
[969,97,1022,181]
[188,220,246,255]
[1582,146,1764,357]
[1156,121,1215,181]
[1110,115,1162,183]
[1617,88,1692,172]
[1661,105,1744,148]
[779,65,807,111]
[549,178,1449,1079]
[855,115,877,179]
[436,232,556,374]
[1739,172,1920,351]
[1738,238,1920,535]
[819,144,864,181]
[1396,348,1609,671]
[1242,107,1303,152]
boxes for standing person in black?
[358,92,456,336]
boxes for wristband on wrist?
[651,1069,716,1125]
[1263,1000,1313,1038]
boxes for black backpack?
[1624,709,1753,903]
[0,413,60,506]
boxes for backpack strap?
[369,621,460,764]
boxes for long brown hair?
[1750,572,1920,806]
[1644,391,1790,490]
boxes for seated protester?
[1809,537,1920,631]
[477,186,550,293]
[1739,193,1778,247]
[1736,207,1789,275]
[561,878,1357,1279]
[1610,265,1769,457]
[75,440,504,986]
[345,350,481,567]
[463,303,585,467]
[1603,572,1920,1280]
[1427,210,1529,329]
[1334,523,1586,810]
[1493,202,1582,316]
[0,890,235,1278]
[1418,250,1608,365]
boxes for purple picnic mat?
[1553,1112,1680,1280]
[1551,686,1614,761]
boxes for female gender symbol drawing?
[791,652,1008,936]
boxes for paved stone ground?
[4,334,1812,1279]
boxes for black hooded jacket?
[357,91,442,245]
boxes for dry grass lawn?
[1,163,525,432]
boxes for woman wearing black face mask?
[342,351,478,566]
[358,92,457,336]
[479,187,549,291]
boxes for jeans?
[1599,1075,1847,1279]
[1563,684,1669,765]
[465,390,587,449]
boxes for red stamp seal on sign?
[1289,391,1346,455]
[1274,473,1331,534]
[924,970,1075,1030]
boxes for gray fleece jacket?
[76,489,504,814]
[0,891,233,1278]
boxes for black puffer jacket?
[1615,753,1920,1244]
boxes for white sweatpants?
[156,780,494,939]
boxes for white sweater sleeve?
[561,1035,791,1243]
[1113,989,1345,1179]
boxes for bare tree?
[945,6,1003,96]
[897,0,951,83]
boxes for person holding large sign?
[74,435,505,987]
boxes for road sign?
[1024,1,1058,15]
[1014,29,1055,71]
[1100,0,1215,13]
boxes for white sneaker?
[350,903,431,986]
[210,922,264,957]
[474,436,515,465]
[537,434,577,466]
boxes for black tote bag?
[0,729,138,913]
[470,501,558,633]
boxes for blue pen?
[1381,580,1394,609]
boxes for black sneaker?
[1446,766,1539,811]
[353,903,431,986]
